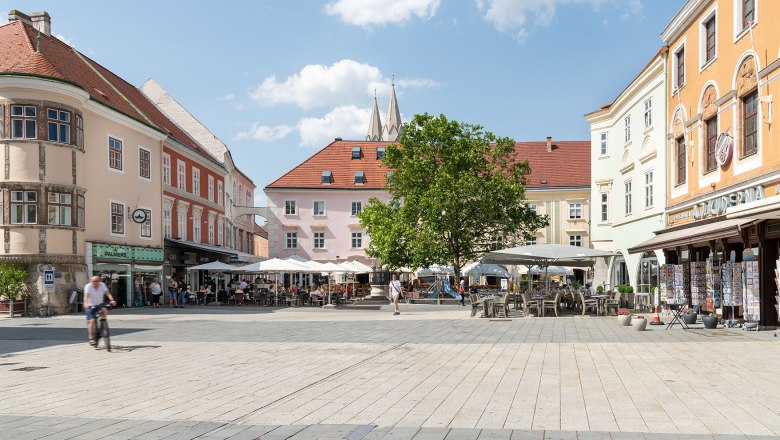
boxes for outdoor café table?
[473,296,496,318]
[589,294,609,315]
[531,296,545,316]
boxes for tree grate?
[11,366,48,371]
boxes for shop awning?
[164,238,237,257]
[627,218,756,255]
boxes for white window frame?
[108,135,124,173]
[351,201,363,216]
[600,192,609,223]
[192,209,202,243]
[568,202,582,219]
[527,203,538,214]
[351,232,363,249]
[733,0,757,42]
[217,181,224,206]
[139,207,152,240]
[672,39,686,93]
[46,107,71,144]
[110,200,125,237]
[47,192,72,226]
[208,217,215,245]
[163,201,172,239]
[284,200,297,216]
[644,99,652,129]
[699,5,718,71]
[624,115,631,143]
[285,231,298,249]
[644,170,654,209]
[525,236,537,246]
[138,146,151,181]
[10,190,38,225]
[192,167,201,197]
[313,200,326,216]
[599,132,608,156]
[162,153,171,186]
[313,231,326,249]
[176,160,186,191]
[208,175,215,202]
[569,235,582,247]
[624,180,632,216]
[217,217,224,246]
[177,205,187,240]
[10,104,37,139]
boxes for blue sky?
[5,0,682,204]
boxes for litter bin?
[69,287,83,313]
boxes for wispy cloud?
[324,0,440,28]
[54,33,73,47]
[249,59,440,109]
[476,0,643,43]
[297,105,372,148]
[234,123,294,142]
[218,93,236,101]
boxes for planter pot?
[617,315,632,326]
[683,313,698,325]
[632,318,648,331]
[702,315,719,329]
[0,300,26,317]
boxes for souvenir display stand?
[742,260,761,326]
[690,262,707,310]
[705,258,722,312]
[722,262,743,319]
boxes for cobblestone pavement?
[1,304,779,439]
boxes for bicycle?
[90,303,112,352]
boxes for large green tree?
[358,113,548,285]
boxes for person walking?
[458,278,466,306]
[177,278,188,308]
[149,278,162,308]
[388,273,403,316]
[168,277,178,308]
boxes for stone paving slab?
[2,306,780,439]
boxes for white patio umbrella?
[462,262,511,278]
[414,264,454,277]
[528,265,574,276]
[235,258,310,273]
[185,261,236,271]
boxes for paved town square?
[2,305,780,439]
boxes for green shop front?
[88,242,165,307]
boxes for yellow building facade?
[632,0,780,326]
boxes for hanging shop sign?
[715,132,733,166]
[692,185,765,220]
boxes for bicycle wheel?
[101,318,111,352]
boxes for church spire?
[383,80,401,142]
[366,90,383,141]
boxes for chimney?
[29,11,51,36]
[8,10,50,35]
[546,136,552,153]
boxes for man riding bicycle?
[84,276,116,347]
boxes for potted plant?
[702,314,719,329]
[631,314,647,331]
[0,263,28,318]
[683,309,698,325]
[596,285,604,294]
[617,309,632,326]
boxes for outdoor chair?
[494,293,511,318]
[605,291,621,316]
[543,293,561,317]
[578,291,599,316]
[470,293,483,318]
[521,292,540,317]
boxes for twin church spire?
[366,82,401,142]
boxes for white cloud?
[297,105,371,148]
[476,0,642,43]
[324,0,440,28]
[218,93,235,101]
[235,123,294,142]
[249,59,439,109]
[54,33,73,47]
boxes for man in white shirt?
[389,273,403,316]
[84,276,116,347]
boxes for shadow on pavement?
[0,327,151,355]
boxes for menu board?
[690,262,707,307]
[722,262,744,307]
[742,261,760,322]
[706,258,722,310]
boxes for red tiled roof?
[266,140,391,190]
[0,20,222,167]
[512,141,591,188]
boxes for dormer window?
[376,147,386,159]
[355,171,365,184]
[321,170,333,184]
[351,147,362,160]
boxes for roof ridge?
[71,49,159,129]
[15,20,36,52]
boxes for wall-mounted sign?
[131,209,148,224]
[692,185,765,220]
[715,132,733,166]
[93,243,164,262]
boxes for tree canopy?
[358,113,549,283]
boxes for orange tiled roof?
[512,140,591,188]
[266,140,391,190]
[0,20,222,167]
